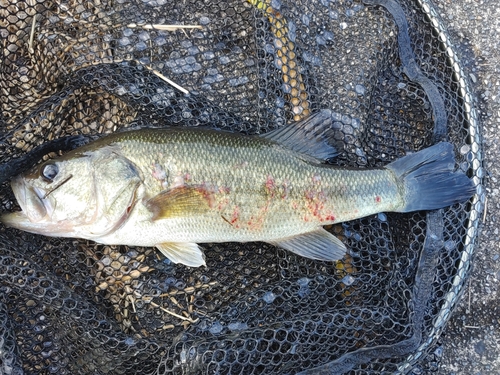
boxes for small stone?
[209,322,223,334]
[263,291,276,304]
[301,14,310,26]
[341,275,355,286]
[355,84,366,95]
[199,16,210,25]
[474,340,486,355]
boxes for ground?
[434,0,500,374]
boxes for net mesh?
[0,0,484,374]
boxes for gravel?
[433,0,500,373]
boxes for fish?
[0,111,475,267]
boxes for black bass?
[0,112,475,267]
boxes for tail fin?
[386,142,475,212]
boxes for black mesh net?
[0,0,484,374]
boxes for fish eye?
[41,163,59,183]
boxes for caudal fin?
[387,142,475,212]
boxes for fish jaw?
[10,175,52,223]
[1,211,43,232]
[1,176,71,237]
[0,211,74,237]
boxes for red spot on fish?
[304,187,330,221]
[195,185,216,209]
[325,214,335,222]
[152,163,167,181]
[281,179,290,200]
[317,191,326,202]
[375,195,381,203]
[265,174,275,196]
[231,206,240,224]
[217,197,230,211]
[305,190,315,200]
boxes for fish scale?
[105,128,397,238]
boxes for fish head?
[2,147,142,239]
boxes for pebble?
[271,0,281,10]
[288,21,297,42]
[474,340,486,355]
[341,275,355,286]
[228,76,249,87]
[199,16,210,26]
[355,84,366,95]
[329,10,339,20]
[301,14,311,26]
[263,291,276,304]
[228,322,248,331]
[208,322,223,335]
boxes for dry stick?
[127,23,202,31]
[28,14,37,53]
[149,301,198,323]
[482,196,488,223]
[143,65,190,95]
[464,278,479,329]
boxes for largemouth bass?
[1,112,475,267]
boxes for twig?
[143,65,190,94]
[127,23,202,31]
[149,301,198,323]
[28,14,37,53]
[128,294,136,313]
[482,195,488,223]
[468,277,471,313]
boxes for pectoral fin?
[156,242,206,267]
[146,186,213,220]
[268,228,347,261]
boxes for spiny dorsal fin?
[146,185,213,220]
[259,110,338,162]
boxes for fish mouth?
[1,177,52,227]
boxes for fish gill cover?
[0,0,483,374]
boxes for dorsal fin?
[259,110,338,162]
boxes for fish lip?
[10,176,49,223]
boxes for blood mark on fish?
[265,174,276,197]
[303,184,335,223]
[151,163,168,188]
[231,206,240,224]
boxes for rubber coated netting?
[0,0,484,374]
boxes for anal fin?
[156,242,206,267]
[268,228,347,261]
